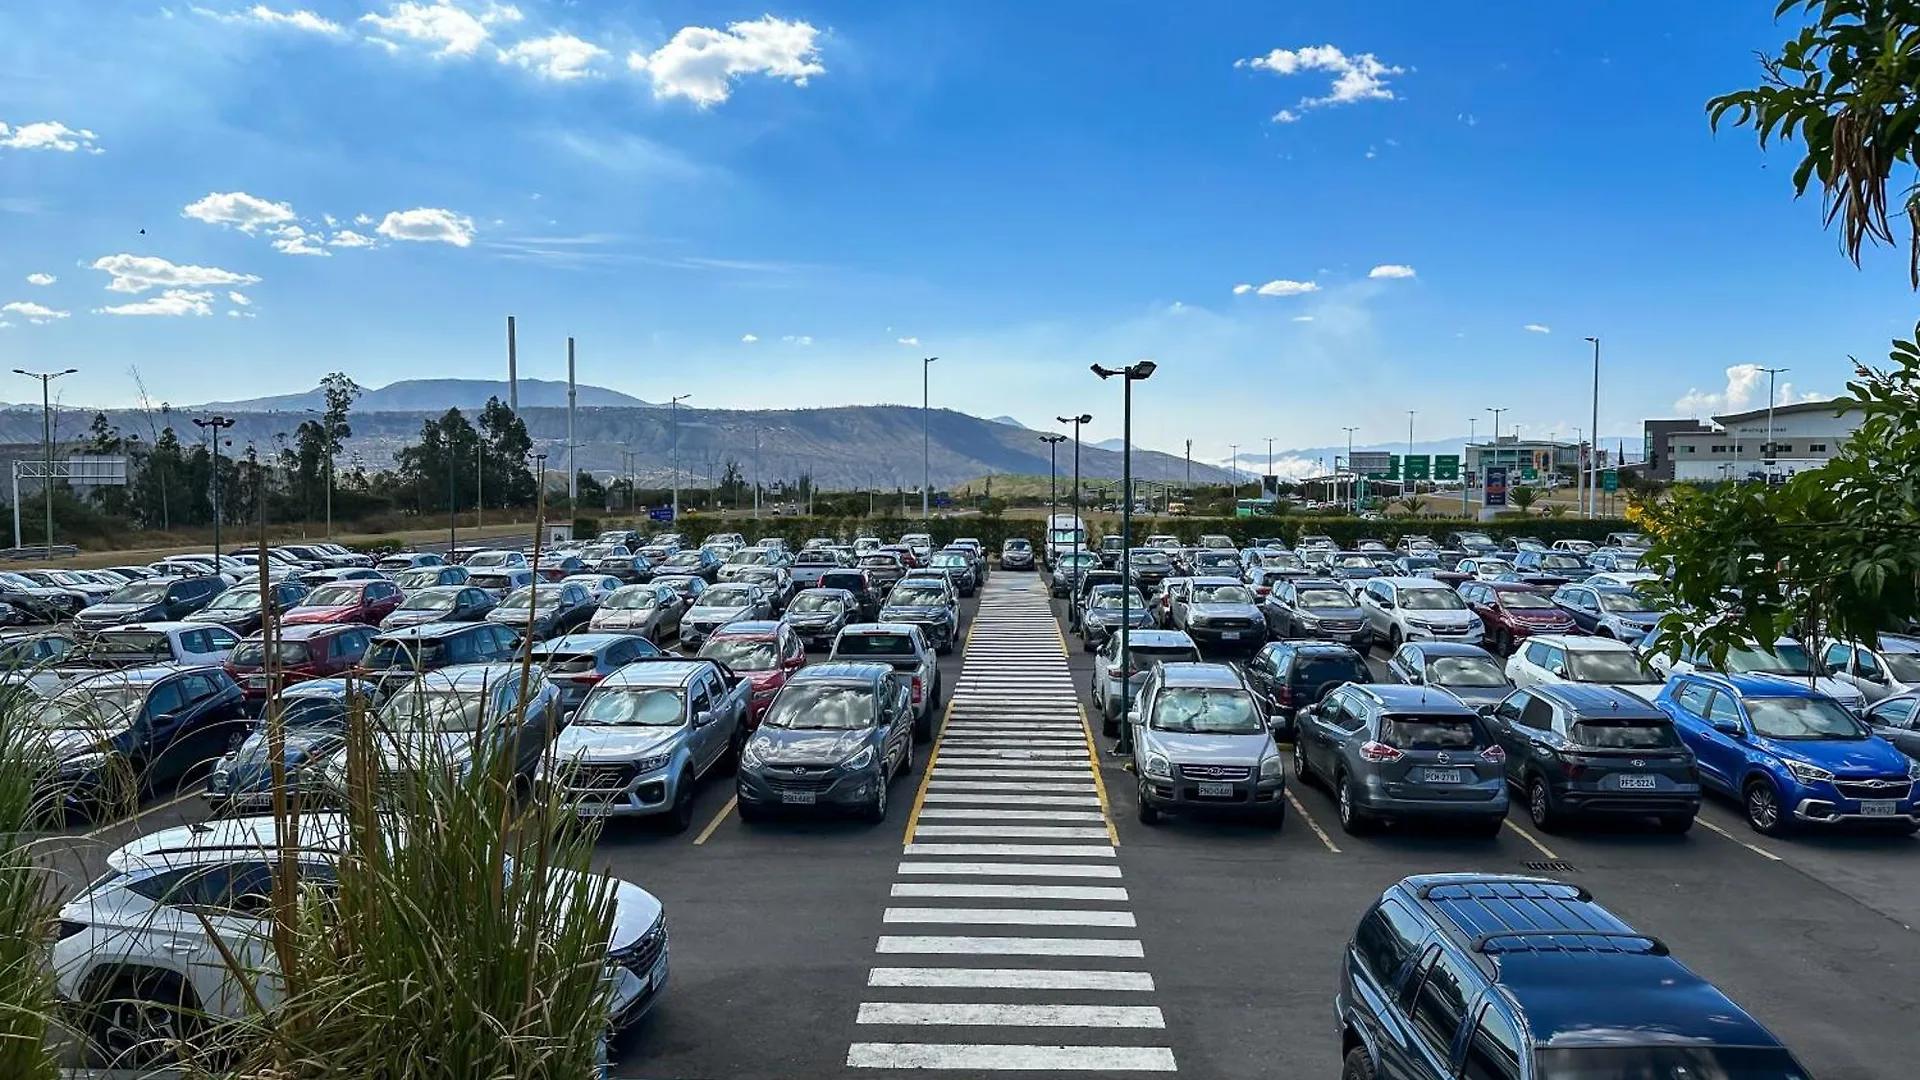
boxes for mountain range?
[200,378,651,413]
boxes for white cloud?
[199,4,346,34]
[1674,364,1766,415]
[354,213,374,226]
[1,301,69,324]
[183,190,298,233]
[628,15,824,106]
[0,121,102,153]
[1237,45,1405,123]
[781,334,813,346]
[361,0,521,57]
[24,273,54,287]
[327,229,376,248]
[90,254,261,294]
[740,333,758,343]
[1253,279,1320,297]
[1523,323,1551,334]
[1291,315,1315,323]
[897,336,920,346]
[270,225,331,256]
[499,32,608,80]
[375,207,476,246]
[227,309,256,318]
[95,289,217,317]
[1368,264,1416,279]
[228,291,252,306]
[1231,283,1253,296]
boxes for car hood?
[1298,606,1366,621]
[1189,603,1261,619]
[371,730,484,770]
[749,727,870,766]
[1756,734,1908,776]
[78,603,158,622]
[686,604,750,621]
[881,604,951,621]
[1401,608,1478,626]
[784,611,840,625]
[489,608,555,625]
[386,608,452,627]
[1087,608,1153,625]
[38,723,131,758]
[185,610,254,626]
[1437,684,1511,710]
[590,610,651,628]
[550,724,682,762]
[223,728,345,790]
[1149,730,1271,764]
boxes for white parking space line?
[857,1002,1166,1028]
[847,1043,1178,1071]
[875,935,1145,957]
[890,883,1130,901]
[933,768,1097,781]
[917,808,1109,823]
[922,793,1102,807]
[896,861,1124,878]
[883,907,1138,927]
[1697,816,1784,861]
[1285,791,1342,855]
[928,781,1099,794]
[1502,820,1561,860]
[868,967,1153,991]
[914,825,1113,840]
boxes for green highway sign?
[1433,455,1460,481]
[1404,455,1431,480]
[1602,469,1619,492]
[1520,467,1539,482]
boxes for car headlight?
[59,751,109,775]
[1782,759,1834,785]
[1466,617,1483,629]
[1144,754,1172,780]
[841,745,876,771]
[1259,755,1283,779]
[740,740,768,769]
[632,753,674,775]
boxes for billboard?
[649,506,674,522]
[1484,466,1509,508]
[1350,450,1392,476]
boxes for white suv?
[53,815,669,1069]
[1505,633,1668,701]
[1354,576,1485,651]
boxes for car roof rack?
[1415,878,1591,902]
[1471,929,1668,956]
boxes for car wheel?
[1136,779,1160,825]
[88,973,202,1071]
[1341,1046,1377,1080]
[864,770,890,823]
[736,796,766,824]
[898,737,915,776]
[665,772,697,834]
[1744,777,1787,836]
[1528,776,1564,833]
[1387,626,1402,652]
[1656,813,1694,835]
[1101,702,1118,738]
[1492,628,1511,655]
[1263,800,1286,830]
[1337,773,1373,835]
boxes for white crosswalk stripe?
[845,573,1175,1073]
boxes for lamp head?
[1090,364,1117,379]
[1131,360,1157,380]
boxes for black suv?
[1336,874,1808,1080]
[1244,640,1371,738]
[74,575,226,633]
[357,621,521,698]
[1484,684,1701,834]
[1097,534,1126,569]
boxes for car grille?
[1199,617,1254,630]
[1177,763,1251,782]
[1835,778,1911,800]
[763,765,837,794]
[688,622,717,636]
[612,920,668,979]
[562,763,635,792]
[1318,620,1361,632]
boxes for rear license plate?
[1618,774,1657,790]
[780,791,816,805]
[1219,631,1241,641]
[1196,782,1233,798]
[1422,769,1464,784]
[1861,799,1898,816]
[246,675,268,689]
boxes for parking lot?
[30,550,1920,1080]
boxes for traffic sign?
[1434,455,1460,481]
[1485,466,1509,508]
[648,506,674,522]
[1351,451,1392,476]
[1520,467,1538,482]
[1404,455,1431,481]
[1602,469,1619,492]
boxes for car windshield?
[1091,590,1146,611]
[1566,649,1663,684]
[1883,653,1920,682]
[466,552,513,567]
[105,581,171,605]
[499,587,562,611]
[1259,553,1304,569]
[1333,555,1374,569]
[89,632,170,659]
[1399,557,1440,570]
[305,584,363,606]
[1400,589,1466,611]
[399,589,458,611]
[889,585,946,607]
[762,683,876,730]
[38,686,146,729]
[836,634,913,657]
[700,637,778,670]
[379,688,485,731]
[726,551,770,566]
[1060,554,1098,569]
[1123,645,1201,671]
[1533,1045,1808,1080]
[1540,555,1586,569]
[1500,590,1557,610]
[1724,642,1820,677]
[1149,687,1262,734]
[362,639,448,670]
[1298,588,1354,609]
[572,687,685,727]
[699,585,755,608]
[1005,540,1030,551]
[1573,718,1681,749]
[1192,584,1252,605]
[1130,552,1171,568]
[788,594,843,614]
[1380,715,1485,749]
[858,555,900,569]
[395,569,443,590]
[1472,560,1514,575]
[931,555,966,567]
[1743,696,1868,739]
[604,587,660,611]
[231,640,314,666]
[1596,592,1653,613]
[1606,554,1642,569]
[1427,657,1507,687]
[278,697,348,730]
[205,590,260,611]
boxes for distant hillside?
[198,378,651,413]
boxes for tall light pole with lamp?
[192,414,236,565]
[1341,426,1358,512]
[1582,336,1600,516]
[1039,434,1066,534]
[1056,414,1091,576]
[1091,360,1155,755]
[921,357,938,519]
[1760,366,1789,484]
[15,368,76,555]
[1406,410,1416,499]
[668,394,690,522]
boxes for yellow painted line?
[1078,702,1119,846]
[1697,816,1783,861]
[1285,790,1342,854]
[1503,819,1560,860]
[82,787,204,841]
[902,696,955,843]
[692,794,737,845]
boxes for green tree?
[1507,486,1539,513]
[394,409,481,514]
[478,396,535,507]
[575,471,607,508]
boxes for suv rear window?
[1572,718,1681,749]
[1292,655,1370,687]
[837,634,915,656]
[1128,645,1201,665]
[1380,714,1488,749]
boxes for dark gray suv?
[1293,683,1509,836]
[1484,683,1701,833]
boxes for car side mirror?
[1126,709,1143,727]
[1711,719,1743,737]
[694,710,715,727]
[1378,596,1395,609]
[1405,671,1424,685]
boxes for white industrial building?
[1665,399,1858,482]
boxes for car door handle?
[161,940,199,954]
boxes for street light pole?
[1228,444,1239,500]
[669,394,690,522]
[1092,360,1156,756]
[13,368,76,555]
[1265,437,1275,498]
[922,356,938,519]
[1760,366,1789,484]
[1039,434,1066,539]
[1056,413,1091,575]
[1583,336,1600,517]
[192,413,236,565]
[1406,410,1416,499]
[1342,426,1358,512]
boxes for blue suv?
[1654,672,1920,836]
[1336,874,1811,1080]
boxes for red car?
[224,622,379,710]
[282,579,405,626]
[1458,580,1579,655]
[696,619,807,725]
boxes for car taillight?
[49,919,86,942]
[910,675,923,704]
[1276,686,1294,707]
[1359,741,1403,763]
[1480,744,1506,764]
[571,672,605,684]
[1107,665,1126,678]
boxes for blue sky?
[1,1,1912,473]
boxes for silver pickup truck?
[539,657,754,832]
[828,623,942,742]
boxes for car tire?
[1340,1047,1377,1080]
[864,770,889,823]
[1743,777,1788,836]
[665,772,697,834]
[1387,626,1402,652]
[1527,776,1565,833]
[1136,779,1160,825]
[87,971,203,1071]
[914,710,933,744]
[1493,628,1512,656]
[736,797,766,824]
[1263,801,1286,830]
[1336,773,1373,835]
[1292,739,1314,787]
[1656,813,1694,835]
